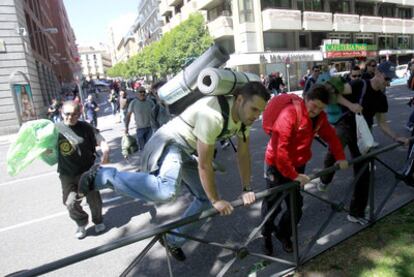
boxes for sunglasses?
[313,70,320,72]
[384,77,391,82]
[369,64,377,67]
[63,112,79,117]
[351,74,362,78]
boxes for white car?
[395,64,408,79]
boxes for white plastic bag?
[355,113,375,154]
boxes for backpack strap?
[292,99,302,132]
[359,79,367,105]
[217,95,230,138]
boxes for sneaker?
[75,225,87,239]
[314,178,328,192]
[347,214,369,225]
[159,238,186,261]
[262,235,273,256]
[274,232,293,253]
[78,164,100,196]
[406,125,414,132]
[94,223,106,233]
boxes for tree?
[107,13,214,79]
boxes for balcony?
[262,9,301,31]
[303,12,332,31]
[170,13,182,29]
[162,23,172,35]
[182,1,198,19]
[360,16,382,33]
[403,19,414,34]
[197,0,223,10]
[159,0,173,16]
[383,18,403,34]
[167,0,183,7]
[382,0,403,3]
[333,14,359,32]
[207,16,233,39]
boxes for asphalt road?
[1,85,414,277]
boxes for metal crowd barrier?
[9,140,414,277]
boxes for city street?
[1,85,414,277]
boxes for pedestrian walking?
[84,94,99,128]
[56,100,110,239]
[125,87,154,151]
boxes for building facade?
[112,0,164,65]
[78,46,112,79]
[0,0,79,135]
[159,0,414,90]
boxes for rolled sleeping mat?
[197,68,260,96]
[158,44,230,105]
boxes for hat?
[377,61,397,79]
[326,76,345,94]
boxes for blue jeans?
[94,145,211,247]
[136,127,152,151]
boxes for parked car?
[395,64,408,79]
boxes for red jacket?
[265,100,345,180]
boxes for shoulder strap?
[292,99,302,132]
[359,79,367,105]
[217,95,229,138]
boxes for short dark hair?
[233,82,271,102]
[306,84,330,105]
[352,65,361,71]
[312,65,320,71]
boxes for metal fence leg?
[119,235,160,277]
[162,234,174,277]
[289,186,300,266]
[368,159,375,221]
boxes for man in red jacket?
[261,84,348,256]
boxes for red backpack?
[262,94,302,136]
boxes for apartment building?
[111,0,163,65]
[0,0,78,135]
[79,46,112,79]
[159,0,414,89]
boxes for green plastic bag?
[7,119,58,176]
[121,134,138,158]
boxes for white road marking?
[0,171,57,187]
[0,195,129,233]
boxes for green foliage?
[107,13,213,79]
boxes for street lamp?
[16,27,58,37]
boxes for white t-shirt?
[163,96,250,152]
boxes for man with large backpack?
[261,85,348,256]
[78,82,270,261]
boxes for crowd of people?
[47,58,411,262]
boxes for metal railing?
[9,140,414,277]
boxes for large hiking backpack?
[262,94,302,136]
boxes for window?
[261,0,291,10]
[399,8,412,19]
[299,32,310,48]
[329,0,350,14]
[311,32,327,50]
[238,0,254,23]
[378,36,394,49]
[355,2,374,16]
[327,32,351,43]
[297,0,325,12]
[397,36,410,49]
[378,4,395,18]
[263,32,294,50]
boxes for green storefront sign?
[325,44,378,52]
